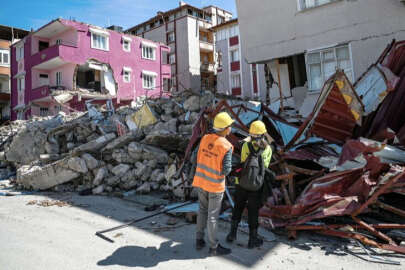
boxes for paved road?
[1,192,404,270]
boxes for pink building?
[10,19,171,120]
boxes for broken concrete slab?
[72,133,116,154]
[67,157,88,174]
[81,153,99,170]
[111,164,131,176]
[101,131,143,152]
[16,159,80,190]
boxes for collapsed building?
[1,37,405,255]
[10,19,171,120]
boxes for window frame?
[56,71,62,86]
[40,107,49,117]
[16,44,24,61]
[231,73,241,89]
[0,49,10,66]
[298,0,338,11]
[123,68,131,83]
[142,72,157,90]
[90,32,109,51]
[167,32,175,43]
[123,40,131,52]
[306,44,353,91]
[142,45,156,60]
[230,49,240,63]
[17,76,25,92]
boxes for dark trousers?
[231,185,262,230]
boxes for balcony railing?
[200,62,215,72]
[199,41,214,52]
[32,41,77,67]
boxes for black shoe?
[248,229,263,249]
[196,239,206,250]
[209,243,232,256]
[226,221,239,243]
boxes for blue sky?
[0,0,237,31]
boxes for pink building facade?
[10,19,171,120]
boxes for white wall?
[236,0,405,81]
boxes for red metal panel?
[230,61,240,71]
[232,87,241,96]
[252,64,258,93]
[229,36,239,47]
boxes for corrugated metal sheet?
[287,71,364,146]
[355,66,389,115]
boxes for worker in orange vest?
[191,112,234,256]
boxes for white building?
[212,19,267,101]
[235,0,405,116]
[126,2,233,93]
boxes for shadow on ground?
[97,240,206,268]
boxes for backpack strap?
[247,142,258,154]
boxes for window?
[216,29,229,41]
[39,74,49,86]
[39,41,49,52]
[142,45,156,60]
[230,49,239,62]
[218,16,225,25]
[17,77,25,92]
[306,45,353,91]
[40,107,49,117]
[16,45,24,61]
[54,105,62,112]
[123,68,131,83]
[123,40,130,52]
[229,25,239,38]
[0,49,9,66]
[167,32,175,43]
[217,51,223,68]
[17,111,24,120]
[142,73,156,89]
[56,39,62,45]
[231,74,241,88]
[169,53,176,64]
[56,72,62,86]
[91,32,109,51]
[298,0,336,10]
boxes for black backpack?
[239,142,265,192]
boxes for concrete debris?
[0,92,215,197]
[67,157,88,174]
[111,164,130,176]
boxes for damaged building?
[10,19,171,120]
[0,24,29,123]
[211,19,267,101]
[235,0,405,118]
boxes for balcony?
[31,85,51,101]
[199,41,214,52]
[200,62,215,73]
[162,63,171,77]
[198,20,213,30]
[32,41,77,70]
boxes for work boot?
[196,238,206,250]
[209,243,232,256]
[226,220,239,243]
[248,229,263,249]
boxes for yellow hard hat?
[249,120,267,136]
[213,112,234,130]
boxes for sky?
[0,0,237,31]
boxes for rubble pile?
[182,40,405,254]
[0,91,214,197]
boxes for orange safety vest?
[192,133,233,193]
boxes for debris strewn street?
[1,192,404,270]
